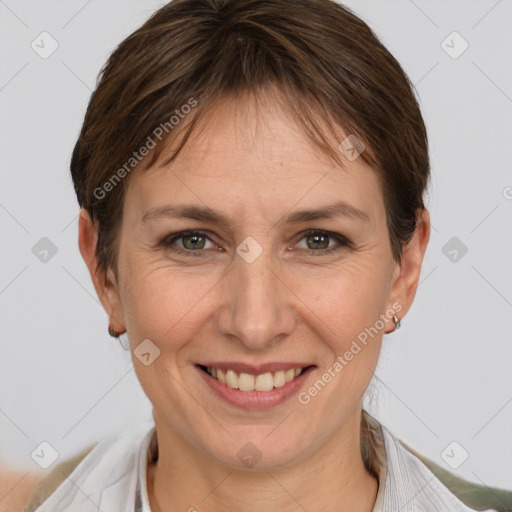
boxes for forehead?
[125,93,385,225]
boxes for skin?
[0,469,42,512]
[79,89,430,512]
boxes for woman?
[23,0,512,511]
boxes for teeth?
[205,366,306,391]
[238,372,255,391]
[225,369,239,389]
[273,370,286,388]
[255,372,274,391]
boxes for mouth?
[195,363,316,409]
[197,364,312,391]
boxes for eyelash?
[159,229,352,258]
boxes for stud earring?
[108,325,120,338]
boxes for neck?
[147,410,380,512]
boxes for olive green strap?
[405,443,512,512]
[24,444,96,512]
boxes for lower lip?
[196,365,316,409]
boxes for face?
[81,91,429,471]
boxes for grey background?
[0,0,511,492]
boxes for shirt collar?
[137,426,157,512]
[136,415,388,512]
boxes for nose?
[215,239,297,351]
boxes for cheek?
[120,254,221,346]
[294,258,391,336]
[291,259,390,399]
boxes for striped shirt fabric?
[134,416,500,512]
[30,413,503,512]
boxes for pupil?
[309,233,328,249]
[184,234,204,250]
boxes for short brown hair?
[70,0,430,280]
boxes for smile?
[196,363,316,409]
[200,365,306,391]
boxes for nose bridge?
[216,236,295,350]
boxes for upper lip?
[197,362,315,374]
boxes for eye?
[294,229,352,257]
[160,229,352,258]
[160,230,218,257]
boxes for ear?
[78,208,126,335]
[386,208,431,327]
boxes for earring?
[385,314,402,334]
[108,325,120,338]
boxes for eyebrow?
[141,200,370,227]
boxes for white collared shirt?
[31,415,498,512]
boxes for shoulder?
[23,445,95,512]
[380,422,512,512]
[23,420,154,512]
[402,440,512,512]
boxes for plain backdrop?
[0,0,511,492]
